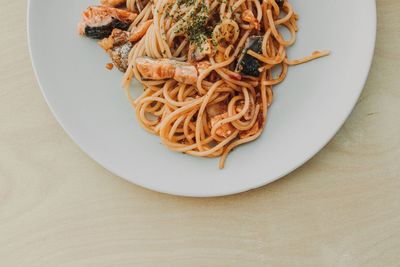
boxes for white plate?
[28,0,376,197]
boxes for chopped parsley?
[174,0,212,48]
[177,0,196,6]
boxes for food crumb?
[106,63,114,70]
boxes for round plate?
[28,0,376,197]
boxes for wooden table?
[1,1,399,266]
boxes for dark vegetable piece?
[85,19,131,39]
[235,36,263,77]
[276,0,284,9]
[108,42,133,72]
[99,29,133,72]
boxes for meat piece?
[106,63,114,70]
[129,20,153,42]
[99,29,133,71]
[188,39,213,62]
[135,57,176,80]
[197,61,211,76]
[174,65,197,84]
[207,102,227,117]
[242,10,259,30]
[235,36,263,77]
[99,28,131,50]
[100,0,126,6]
[135,57,198,85]
[210,113,236,138]
[78,6,137,39]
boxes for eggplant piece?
[85,20,131,39]
[78,6,137,39]
[99,29,133,72]
[108,42,133,72]
[235,36,262,77]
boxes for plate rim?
[27,0,377,197]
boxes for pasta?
[78,0,329,168]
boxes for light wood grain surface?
[1,1,399,266]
